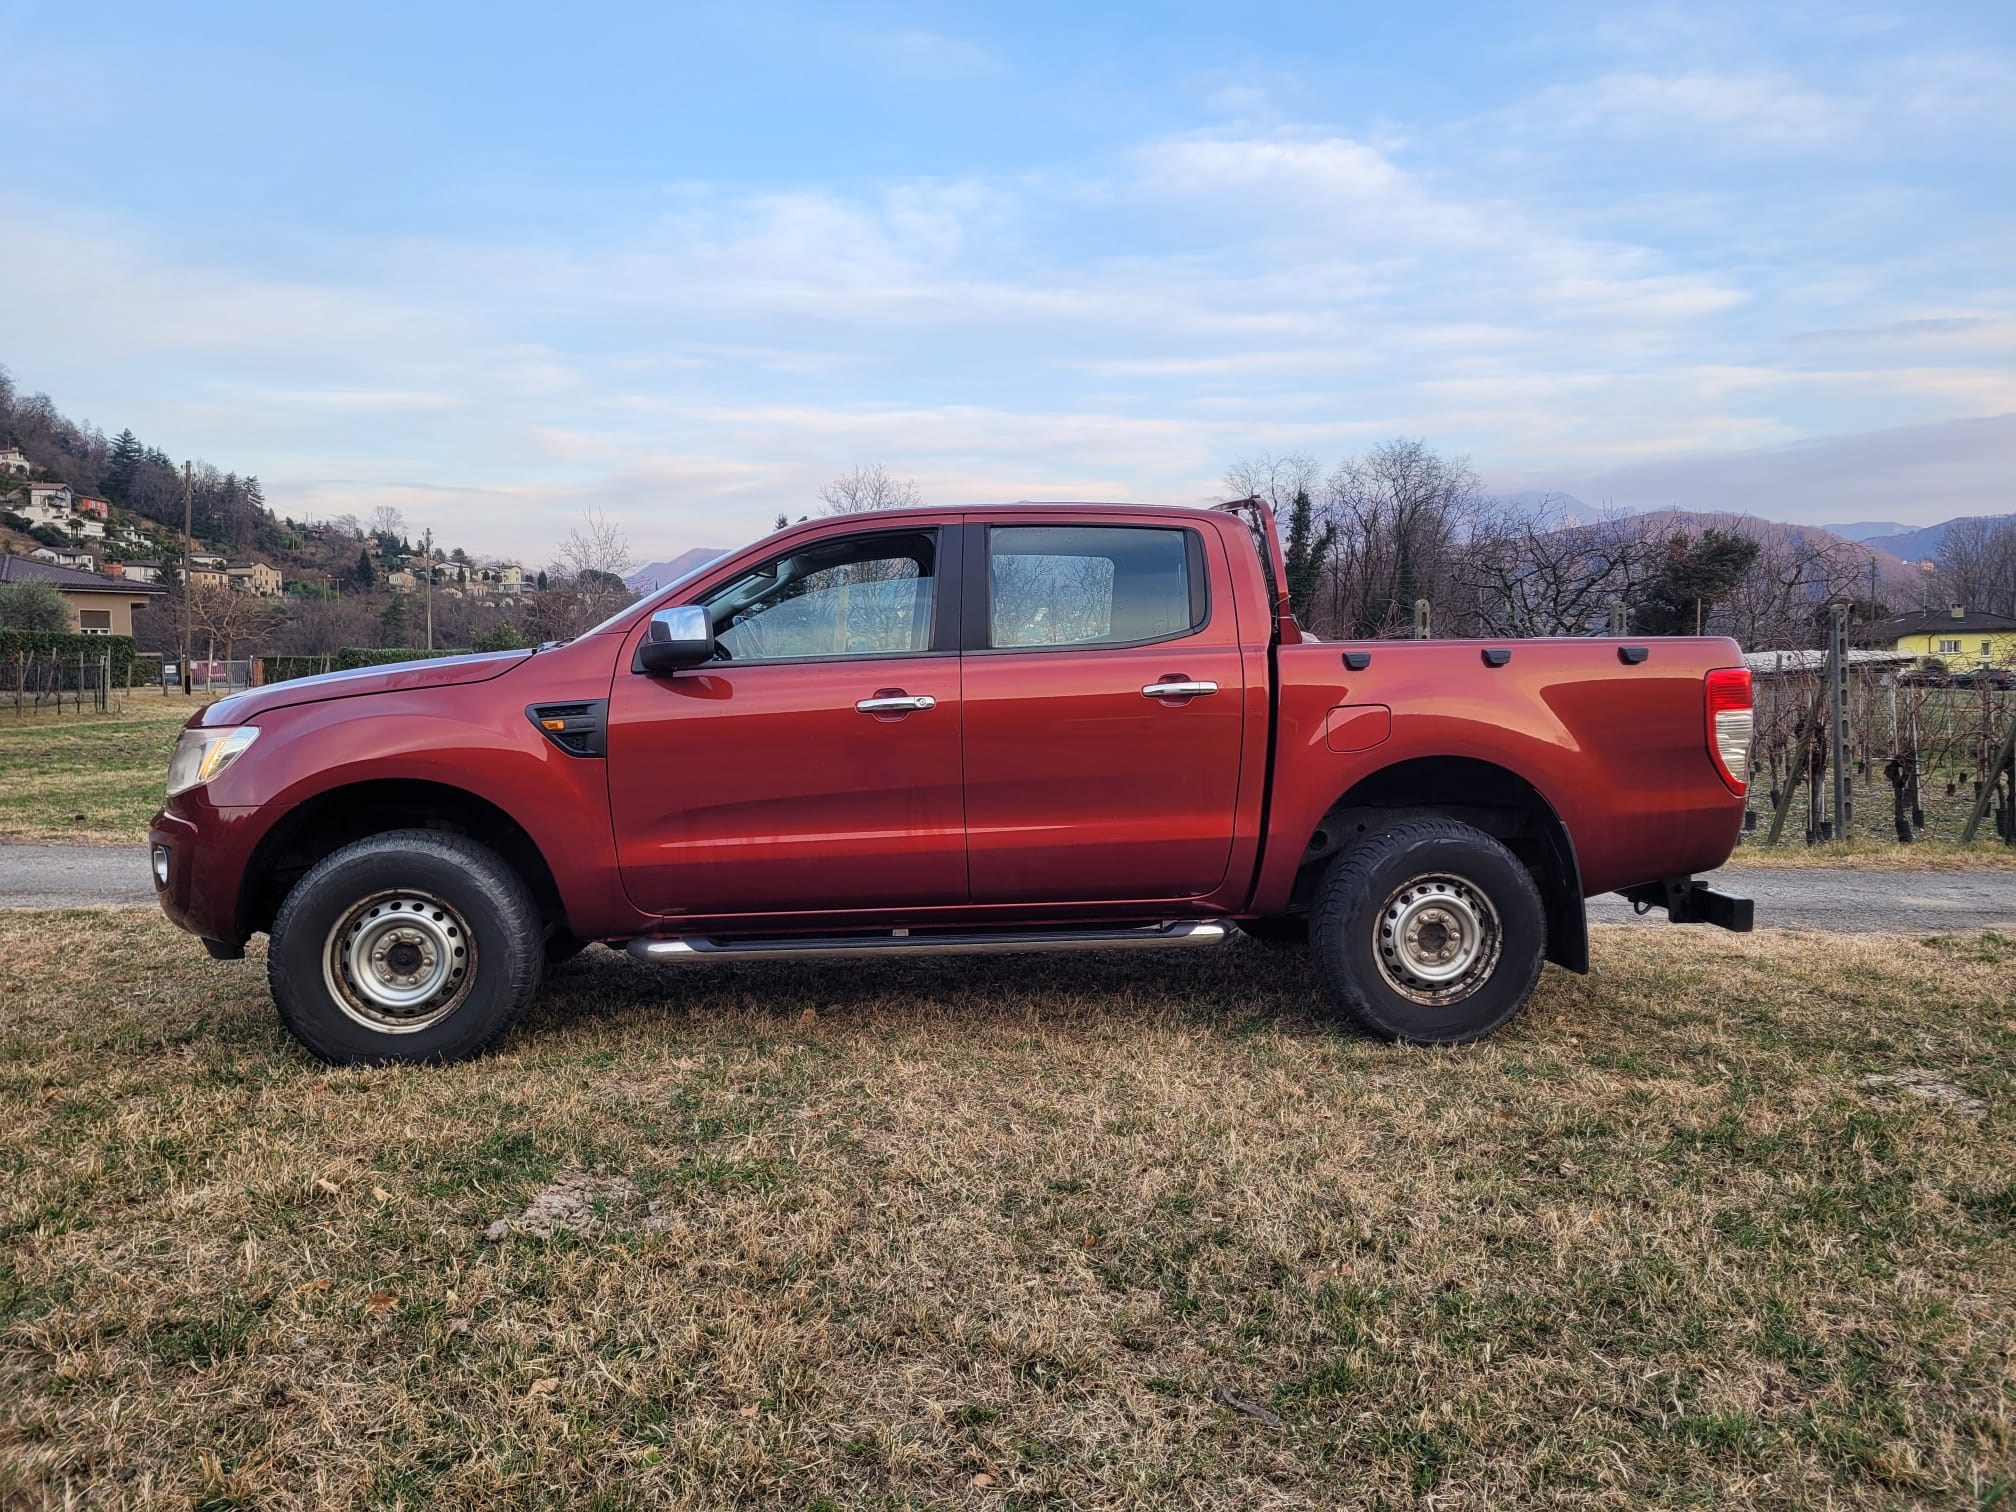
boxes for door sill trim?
[626,918,1230,963]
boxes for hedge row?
[1,630,141,683]
[260,647,473,684]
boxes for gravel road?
[0,845,159,909]
[2,844,2013,932]
[1584,866,2016,934]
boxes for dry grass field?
[0,697,217,846]
[3,914,2012,1508]
[1731,838,2016,871]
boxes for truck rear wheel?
[267,830,543,1065]
[1308,818,1545,1044]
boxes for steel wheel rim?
[322,890,476,1033]
[1373,872,1501,1006]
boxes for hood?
[199,650,534,725]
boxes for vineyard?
[1747,663,2015,848]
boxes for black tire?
[1308,818,1545,1045]
[268,829,543,1065]
[1236,916,1309,948]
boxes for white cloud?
[3,77,2012,562]
[1540,70,1855,144]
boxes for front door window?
[705,531,938,661]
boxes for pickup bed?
[151,500,1754,1063]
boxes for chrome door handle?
[856,694,936,713]
[1141,681,1218,699]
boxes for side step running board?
[627,918,1230,963]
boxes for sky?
[3,0,2013,564]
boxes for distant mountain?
[625,547,726,593]
[1823,520,1913,542]
[1496,490,1609,524]
[1855,513,2015,564]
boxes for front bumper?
[149,795,274,949]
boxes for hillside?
[0,365,552,655]
[1855,513,2016,564]
[625,547,728,593]
[1822,519,1912,542]
[0,368,502,586]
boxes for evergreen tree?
[105,429,144,504]
[473,618,526,652]
[775,512,789,530]
[352,548,376,590]
[536,570,549,592]
[1628,529,1761,636]
[378,594,409,647]
[1280,488,1336,621]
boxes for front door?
[608,526,967,919]
[960,521,1246,903]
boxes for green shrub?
[0,579,72,633]
[0,629,141,685]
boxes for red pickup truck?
[151,500,1754,1064]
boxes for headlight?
[166,726,260,797]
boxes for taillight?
[1705,667,1753,795]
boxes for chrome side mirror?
[636,605,714,674]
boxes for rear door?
[958,520,1246,903]
[607,525,968,918]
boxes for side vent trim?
[526,700,609,758]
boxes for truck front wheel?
[267,830,543,1065]
[1308,818,1546,1044]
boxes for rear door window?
[986,526,1203,649]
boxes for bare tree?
[1459,503,1661,637]
[184,580,280,666]
[1322,439,1487,637]
[368,505,407,544]
[1223,452,1322,514]
[1718,521,1879,650]
[271,593,375,657]
[533,510,638,639]
[818,463,923,516]
[1938,516,2016,619]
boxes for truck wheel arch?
[1291,755,1588,974]
[236,779,567,946]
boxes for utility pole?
[1829,602,1851,843]
[422,525,435,651]
[180,461,193,695]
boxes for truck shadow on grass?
[526,937,1345,1040]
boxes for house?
[23,480,74,515]
[0,554,166,636]
[117,559,170,585]
[0,445,28,477]
[29,545,97,572]
[226,560,284,596]
[1853,606,2016,670]
[72,494,110,520]
[386,569,418,593]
